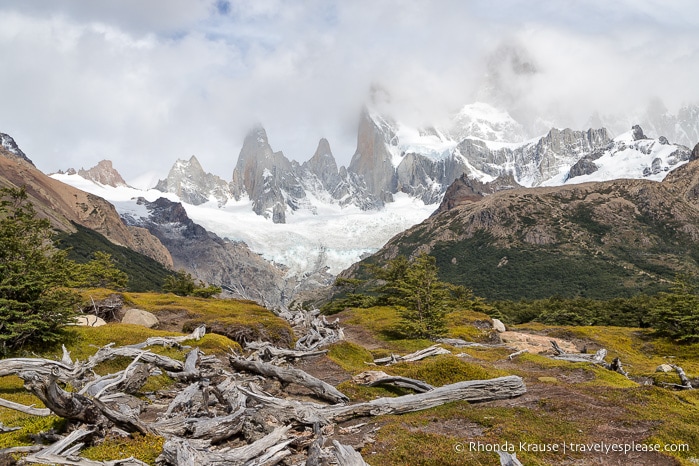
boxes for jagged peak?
[77,159,128,187]
[315,138,332,158]
[0,132,34,166]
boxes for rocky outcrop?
[350,157,699,300]
[78,160,128,187]
[123,196,294,308]
[347,109,398,203]
[0,132,33,166]
[155,155,232,206]
[434,173,521,214]
[230,127,309,223]
[0,144,172,268]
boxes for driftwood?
[550,341,631,378]
[657,364,694,390]
[372,345,451,366]
[245,341,328,362]
[125,325,206,350]
[241,375,526,425]
[352,370,435,393]
[0,396,52,416]
[436,338,514,350]
[333,440,370,466]
[158,426,293,466]
[23,428,149,466]
[229,354,349,403]
[498,450,524,466]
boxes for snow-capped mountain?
[1,132,33,166]
[46,101,697,306]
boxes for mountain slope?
[348,143,699,300]
[0,141,173,269]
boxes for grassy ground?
[324,305,699,466]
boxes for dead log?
[88,346,183,372]
[158,426,292,466]
[125,325,206,350]
[332,440,369,466]
[19,370,153,435]
[166,348,201,381]
[241,375,526,425]
[0,396,52,416]
[352,371,434,393]
[229,355,349,404]
[498,450,524,466]
[245,342,328,361]
[23,428,149,466]
[373,345,451,366]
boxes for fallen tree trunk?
[333,440,370,466]
[229,355,349,404]
[23,428,149,466]
[158,426,293,466]
[241,375,526,425]
[352,371,435,393]
[19,370,153,435]
[372,345,451,366]
[0,397,52,416]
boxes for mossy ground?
[327,305,699,465]
[0,292,292,464]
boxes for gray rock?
[492,318,507,333]
[651,157,663,175]
[632,124,647,141]
[122,309,159,328]
[656,364,674,373]
[155,155,232,206]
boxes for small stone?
[656,364,674,373]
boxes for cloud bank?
[0,0,697,183]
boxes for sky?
[0,0,698,187]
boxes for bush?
[163,270,221,298]
[0,187,80,353]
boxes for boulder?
[122,309,159,328]
[492,318,507,333]
[74,315,107,327]
[656,364,674,373]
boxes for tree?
[0,187,80,353]
[68,251,129,290]
[163,270,221,298]
[649,276,699,342]
[375,253,473,339]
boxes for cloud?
[0,1,697,183]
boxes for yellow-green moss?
[327,341,375,374]
[387,355,509,386]
[82,433,164,464]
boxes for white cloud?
[0,1,697,183]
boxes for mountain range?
[2,100,697,307]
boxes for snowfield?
[51,173,436,277]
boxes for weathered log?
[498,450,524,466]
[0,421,20,433]
[125,325,206,350]
[352,371,434,393]
[507,349,527,360]
[373,345,451,366]
[158,426,292,466]
[241,375,526,425]
[229,355,349,404]
[0,357,81,380]
[152,406,246,441]
[332,440,369,466]
[88,346,183,372]
[166,348,201,381]
[671,364,693,389]
[0,396,52,416]
[305,424,325,466]
[245,342,328,361]
[19,370,153,435]
[23,428,149,466]
[605,357,629,378]
[436,338,514,349]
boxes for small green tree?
[163,270,221,298]
[375,253,473,339]
[649,276,699,342]
[0,187,80,353]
